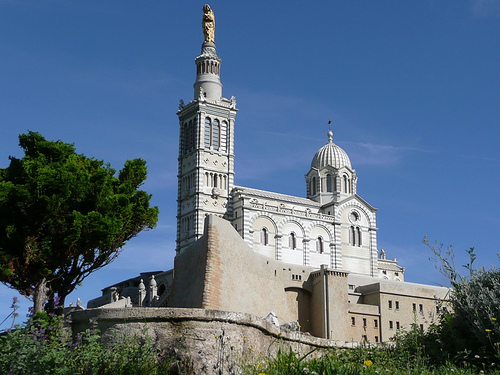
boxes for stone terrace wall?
[71,307,357,375]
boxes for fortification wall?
[168,215,318,328]
[71,307,357,375]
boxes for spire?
[194,4,223,100]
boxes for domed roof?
[311,130,352,170]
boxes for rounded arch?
[277,217,306,238]
[304,221,334,243]
[336,201,375,228]
[249,212,278,234]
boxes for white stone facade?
[175,34,394,280]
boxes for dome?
[311,130,351,170]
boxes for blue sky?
[1,1,499,326]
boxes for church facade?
[175,24,391,281]
[88,6,448,343]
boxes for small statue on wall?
[202,4,215,43]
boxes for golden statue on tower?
[202,4,215,43]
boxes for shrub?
[422,239,500,368]
[0,307,169,375]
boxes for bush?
[413,239,500,368]
[0,307,169,375]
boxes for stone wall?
[168,215,320,329]
[71,307,357,375]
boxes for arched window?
[204,117,211,148]
[312,177,317,195]
[220,121,227,152]
[289,232,297,249]
[316,237,324,254]
[343,175,348,193]
[261,228,268,245]
[326,174,333,192]
[213,119,220,150]
[349,226,362,247]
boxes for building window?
[388,300,392,309]
[396,321,400,330]
[183,119,196,155]
[220,121,228,152]
[395,301,399,310]
[389,321,393,330]
[412,303,416,312]
[326,174,333,192]
[316,237,324,254]
[351,317,356,326]
[349,226,362,247]
[363,318,367,327]
[375,336,379,343]
[419,304,423,313]
[343,175,348,192]
[312,177,317,195]
[261,228,268,246]
[204,117,223,150]
[374,319,378,328]
[212,119,220,150]
[289,232,297,249]
[204,117,212,148]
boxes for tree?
[0,132,159,313]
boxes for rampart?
[71,307,358,374]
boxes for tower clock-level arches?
[251,214,278,259]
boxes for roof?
[311,130,352,170]
[233,186,320,207]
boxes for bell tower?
[176,5,238,253]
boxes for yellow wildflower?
[364,360,373,366]
[486,329,493,333]
[492,318,497,321]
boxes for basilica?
[88,5,448,343]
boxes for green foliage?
[245,346,477,375]
[247,241,500,375]
[422,239,500,367]
[0,312,170,374]
[0,132,159,311]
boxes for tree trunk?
[46,293,66,315]
[33,278,49,313]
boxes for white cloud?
[344,142,431,167]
